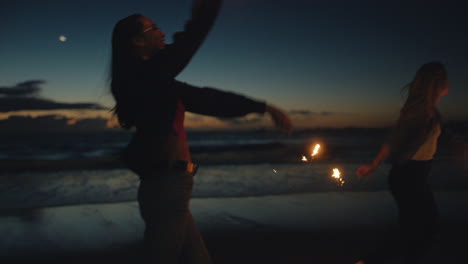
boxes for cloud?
[0,97,106,112]
[289,110,314,115]
[289,110,338,116]
[0,80,106,112]
[185,110,348,130]
[0,115,114,132]
[319,111,335,116]
[217,115,264,126]
[215,111,340,127]
[0,80,44,96]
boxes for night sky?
[1,0,467,129]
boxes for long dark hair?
[110,14,144,129]
[399,61,447,122]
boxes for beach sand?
[1,191,467,264]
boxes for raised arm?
[146,0,222,79]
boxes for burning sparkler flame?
[302,144,321,162]
[311,144,321,157]
[332,168,341,178]
[331,168,345,186]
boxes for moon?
[59,35,67,42]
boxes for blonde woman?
[356,61,449,263]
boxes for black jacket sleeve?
[175,81,266,117]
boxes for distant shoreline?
[0,118,466,134]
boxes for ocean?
[0,129,385,160]
[0,129,466,209]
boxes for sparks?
[331,168,345,186]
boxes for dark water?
[0,128,464,163]
[0,129,388,160]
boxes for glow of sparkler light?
[311,144,321,157]
[302,155,308,162]
[273,169,277,173]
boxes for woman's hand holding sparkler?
[356,144,390,177]
[356,164,377,177]
[266,104,292,136]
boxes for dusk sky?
[1,0,467,129]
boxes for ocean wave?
[1,161,466,210]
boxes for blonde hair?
[399,61,447,122]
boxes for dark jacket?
[122,0,266,172]
[129,0,265,134]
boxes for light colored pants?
[137,166,212,264]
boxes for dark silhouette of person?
[109,0,292,262]
[356,62,449,264]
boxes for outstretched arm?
[356,144,390,177]
[265,104,292,136]
[177,82,292,135]
[356,116,427,177]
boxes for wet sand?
[1,191,467,264]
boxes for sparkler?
[331,168,345,186]
[300,143,346,187]
[311,144,320,158]
[301,144,320,163]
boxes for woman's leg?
[180,211,212,264]
[137,169,196,263]
[388,160,438,261]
